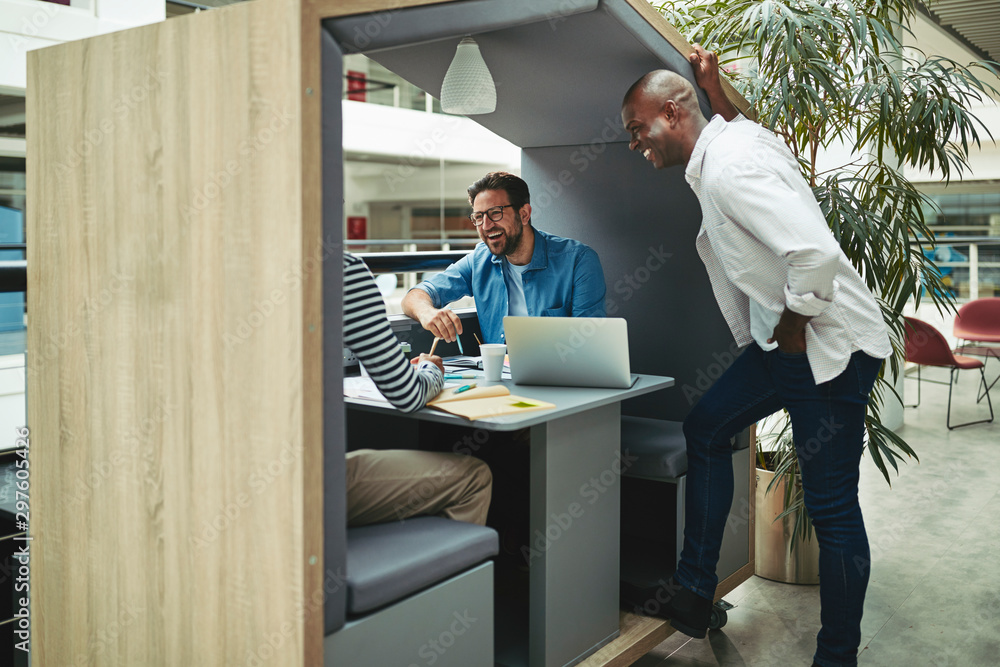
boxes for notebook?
[503,316,634,389]
[426,384,555,420]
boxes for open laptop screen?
[503,316,633,388]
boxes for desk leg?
[528,402,621,667]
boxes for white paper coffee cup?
[480,344,506,382]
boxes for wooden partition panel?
[26,0,322,663]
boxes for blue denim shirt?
[413,227,606,344]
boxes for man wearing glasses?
[401,171,606,344]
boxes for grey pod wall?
[322,29,347,636]
[522,144,737,422]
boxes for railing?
[0,262,26,293]
[344,239,479,278]
[342,73,440,114]
[356,251,470,275]
[0,238,994,297]
[344,239,479,249]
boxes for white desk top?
[344,374,675,432]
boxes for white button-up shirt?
[686,115,892,384]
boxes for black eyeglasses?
[469,204,513,226]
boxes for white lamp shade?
[440,37,496,115]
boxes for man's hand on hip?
[768,308,812,354]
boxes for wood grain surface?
[27,0,318,663]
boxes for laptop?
[503,316,635,388]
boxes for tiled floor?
[635,359,1000,667]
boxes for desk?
[346,374,674,667]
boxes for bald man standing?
[619,48,891,667]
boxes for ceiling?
[920,0,1000,62]
[325,0,709,149]
[164,1,999,64]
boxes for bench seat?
[346,516,499,615]
[621,416,688,480]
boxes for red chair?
[953,297,1000,395]
[904,316,994,429]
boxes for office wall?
[523,144,736,422]
[0,0,165,90]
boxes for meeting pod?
[27,0,755,665]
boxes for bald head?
[623,69,700,117]
[621,69,708,170]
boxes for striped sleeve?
[343,254,443,412]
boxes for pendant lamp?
[440,37,496,115]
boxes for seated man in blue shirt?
[401,171,607,344]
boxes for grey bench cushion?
[621,417,753,480]
[346,516,499,615]
[621,416,688,479]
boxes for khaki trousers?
[346,449,492,527]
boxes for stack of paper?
[427,385,554,420]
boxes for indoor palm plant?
[653,0,998,554]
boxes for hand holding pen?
[416,306,463,345]
[410,341,444,374]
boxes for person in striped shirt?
[619,48,890,667]
[343,253,492,527]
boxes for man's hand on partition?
[412,353,445,374]
[689,44,740,122]
[688,44,721,94]
[418,307,463,343]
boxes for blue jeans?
[675,343,882,667]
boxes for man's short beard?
[487,212,525,257]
